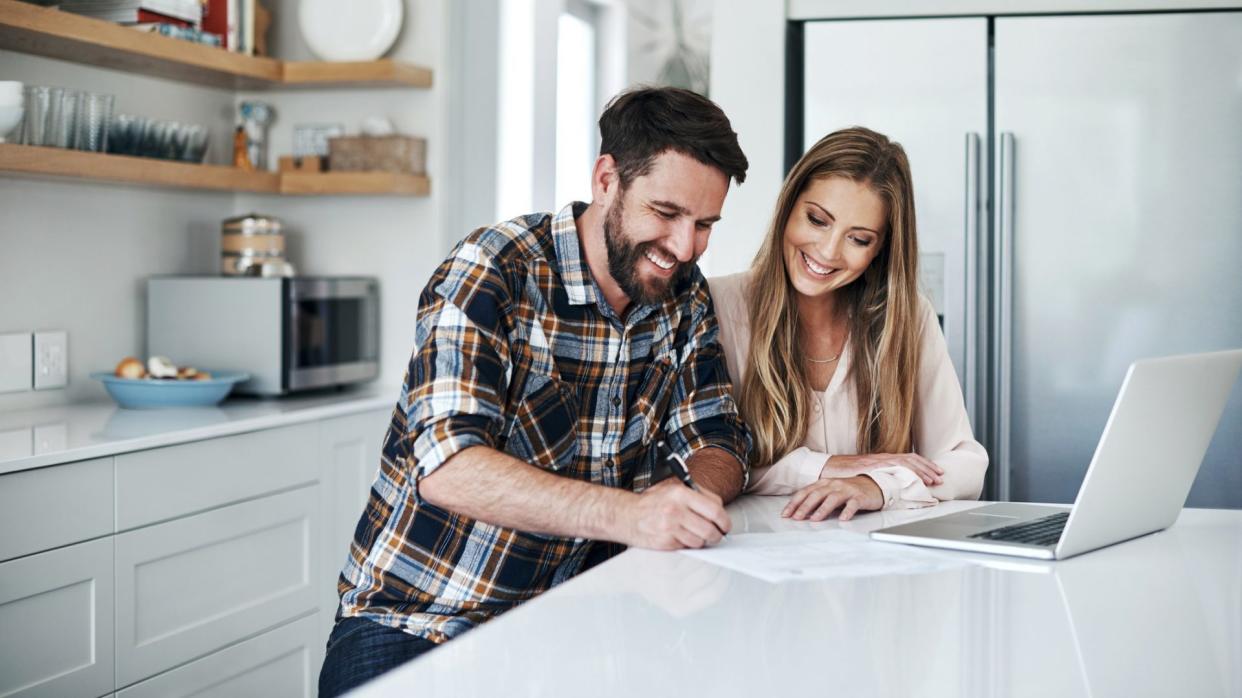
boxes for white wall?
[625,0,712,94]
[0,0,459,411]
[234,0,451,393]
[0,51,237,411]
[705,0,785,276]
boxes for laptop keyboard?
[969,511,1069,547]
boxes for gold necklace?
[806,351,841,364]
[805,330,847,364]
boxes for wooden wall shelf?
[0,144,431,196]
[0,0,433,89]
[281,171,431,196]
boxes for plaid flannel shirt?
[337,202,751,642]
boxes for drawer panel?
[117,614,320,698]
[0,457,113,562]
[115,486,320,687]
[0,538,114,698]
[116,422,319,530]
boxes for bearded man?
[319,86,752,697]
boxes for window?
[555,5,597,208]
[495,0,622,220]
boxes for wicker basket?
[327,135,427,174]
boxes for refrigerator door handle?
[995,132,1016,501]
[963,132,981,429]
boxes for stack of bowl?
[221,213,291,277]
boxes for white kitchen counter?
[0,387,395,474]
[355,497,1242,698]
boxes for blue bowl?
[91,371,250,409]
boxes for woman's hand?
[820,453,944,487]
[782,475,884,521]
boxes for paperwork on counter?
[680,529,974,583]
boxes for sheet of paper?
[679,529,974,583]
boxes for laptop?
[870,349,1242,560]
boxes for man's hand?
[614,478,732,550]
[782,475,884,521]
[820,453,944,487]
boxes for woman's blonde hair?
[739,127,922,466]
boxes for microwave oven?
[147,276,380,395]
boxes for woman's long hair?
[739,127,922,466]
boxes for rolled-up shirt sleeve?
[403,242,512,488]
[662,286,753,480]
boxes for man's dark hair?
[598,86,748,187]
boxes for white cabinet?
[0,404,392,697]
[318,409,388,642]
[0,538,114,698]
[115,422,320,531]
[117,614,320,698]
[114,486,321,687]
[0,457,113,562]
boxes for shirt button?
[605,459,615,469]
[813,402,821,413]
[612,396,621,407]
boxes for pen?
[657,440,727,539]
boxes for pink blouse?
[708,272,988,509]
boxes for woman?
[709,127,987,521]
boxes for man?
[319,86,751,697]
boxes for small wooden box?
[327,135,427,175]
[278,155,323,173]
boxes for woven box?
[327,135,427,174]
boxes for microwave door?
[286,279,380,391]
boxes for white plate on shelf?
[299,0,404,61]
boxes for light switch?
[34,331,68,390]
[0,332,33,394]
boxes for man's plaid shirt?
[337,202,751,642]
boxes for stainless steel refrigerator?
[799,11,1242,507]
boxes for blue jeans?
[318,616,439,697]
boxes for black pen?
[657,440,727,539]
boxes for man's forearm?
[418,446,635,540]
[686,446,745,503]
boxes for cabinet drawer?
[0,538,114,698]
[117,614,320,698]
[115,486,321,687]
[0,457,113,562]
[116,422,319,530]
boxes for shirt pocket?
[630,354,679,448]
[506,375,580,472]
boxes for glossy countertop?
[355,497,1242,698]
[0,388,394,474]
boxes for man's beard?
[603,196,694,307]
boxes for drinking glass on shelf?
[106,113,136,155]
[74,91,113,152]
[19,85,51,146]
[182,124,209,163]
[45,87,76,149]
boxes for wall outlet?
[0,332,33,394]
[34,331,68,390]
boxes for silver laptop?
[871,349,1242,560]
